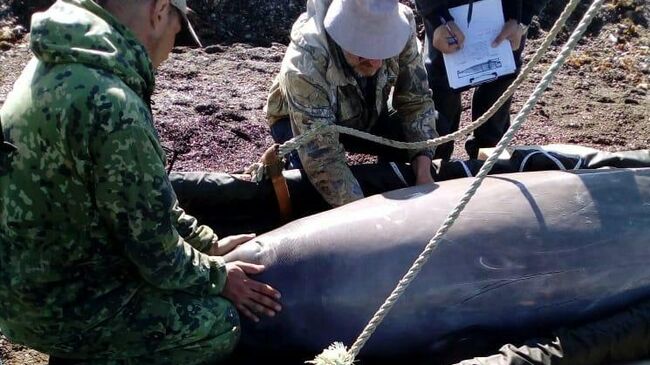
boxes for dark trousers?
[270,112,410,169]
[422,17,526,160]
[269,118,304,169]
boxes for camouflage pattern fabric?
[265,0,438,207]
[50,287,240,365]
[0,0,238,362]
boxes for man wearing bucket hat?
[0,0,281,363]
[266,0,439,207]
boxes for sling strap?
[261,144,293,222]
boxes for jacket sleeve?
[502,0,521,22]
[415,0,453,30]
[503,0,550,25]
[91,122,226,297]
[521,0,550,25]
[392,17,439,160]
[283,70,364,207]
[170,200,217,253]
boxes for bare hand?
[222,261,282,323]
[209,233,255,256]
[492,19,524,50]
[432,21,465,54]
[413,155,435,186]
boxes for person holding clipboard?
[415,0,549,160]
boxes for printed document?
[442,0,516,89]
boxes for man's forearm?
[299,151,364,207]
[522,0,551,25]
[413,154,434,185]
[414,0,449,18]
[171,199,216,253]
[503,0,522,22]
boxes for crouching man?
[0,0,280,363]
[266,0,439,207]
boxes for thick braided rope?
[279,0,581,158]
[277,121,332,157]
[309,0,606,363]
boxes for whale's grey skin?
[225,168,650,358]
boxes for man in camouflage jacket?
[0,0,280,363]
[266,0,439,207]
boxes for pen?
[440,17,458,46]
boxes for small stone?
[637,83,648,90]
[539,108,549,118]
[194,102,220,115]
[0,41,12,51]
[567,122,581,129]
[630,87,647,97]
[596,96,615,103]
[171,46,190,54]
[12,25,26,37]
[608,34,618,43]
[203,45,225,54]
[0,27,12,41]
[624,98,639,105]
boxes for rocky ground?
[0,0,649,364]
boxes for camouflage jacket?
[0,0,226,351]
[265,0,438,207]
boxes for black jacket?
[415,0,550,30]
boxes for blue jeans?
[270,119,303,170]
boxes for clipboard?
[441,0,517,91]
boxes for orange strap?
[261,145,292,221]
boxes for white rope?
[306,342,355,365]
[518,150,585,171]
[244,162,265,182]
[278,121,332,157]
[459,160,473,177]
[574,157,583,170]
[389,162,409,187]
[309,0,606,363]
[519,150,567,171]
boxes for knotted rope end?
[306,342,355,365]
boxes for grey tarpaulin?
[171,147,650,237]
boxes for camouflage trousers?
[47,285,240,365]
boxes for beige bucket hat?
[170,0,202,47]
[324,0,411,60]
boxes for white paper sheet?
[442,0,517,90]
